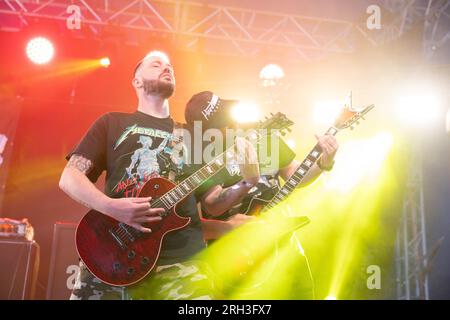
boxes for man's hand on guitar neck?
[279,134,338,186]
[315,134,338,170]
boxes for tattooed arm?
[59,154,110,210]
[59,154,163,232]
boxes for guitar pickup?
[108,229,127,250]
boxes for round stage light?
[259,64,284,87]
[396,93,440,127]
[286,139,296,150]
[323,132,393,193]
[230,102,261,123]
[99,57,111,68]
[26,37,54,65]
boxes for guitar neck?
[263,126,339,212]
[156,128,272,210]
[155,152,227,210]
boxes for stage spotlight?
[259,64,284,87]
[325,295,337,300]
[313,100,342,125]
[26,37,54,65]
[99,57,111,68]
[230,102,261,123]
[397,93,440,127]
[286,139,296,150]
[324,132,393,192]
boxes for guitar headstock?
[258,112,294,135]
[333,92,375,131]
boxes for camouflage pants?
[70,260,219,300]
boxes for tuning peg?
[287,128,292,133]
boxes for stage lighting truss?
[3,0,448,62]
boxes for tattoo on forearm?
[75,198,93,209]
[67,154,93,174]
[217,188,234,202]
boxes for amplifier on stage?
[0,238,40,299]
[46,222,80,300]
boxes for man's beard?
[142,79,174,99]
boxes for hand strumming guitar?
[101,196,164,233]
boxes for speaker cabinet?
[0,239,40,299]
[46,222,79,300]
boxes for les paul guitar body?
[75,177,191,287]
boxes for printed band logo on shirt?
[114,124,173,150]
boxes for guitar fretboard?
[155,154,226,210]
[263,126,339,212]
[152,113,292,210]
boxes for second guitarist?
[184,91,339,299]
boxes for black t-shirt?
[196,132,296,220]
[67,111,205,265]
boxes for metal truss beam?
[0,0,377,61]
[1,0,448,61]
[379,0,450,60]
[395,146,430,300]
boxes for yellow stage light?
[285,139,296,150]
[99,57,110,68]
[323,132,393,193]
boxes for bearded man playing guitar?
[59,52,261,300]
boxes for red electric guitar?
[75,112,293,286]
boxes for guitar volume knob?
[113,262,121,272]
[127,250,136,259]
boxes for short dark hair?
[133,51,171,78]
